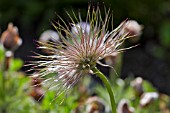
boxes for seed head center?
[78,57,95,70]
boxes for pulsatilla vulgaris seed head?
[29,5,135,103]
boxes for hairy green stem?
[91,66,116,113]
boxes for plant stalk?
[91,66,116,113]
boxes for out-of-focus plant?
[95,76,170,113]
[0,23,42,113]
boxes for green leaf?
[0,45,5,61]
[143,80,157,92]
[9,58,23,71]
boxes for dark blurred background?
[0,0,170,95]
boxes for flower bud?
[30,77,44,101]
[117,99,134,113]
[0,23,22,51]
[140,92,159,107]
[85,96,108,113]
[124,20,143,37]
[71,22,90,35]
[131,77,144,96]
[39,30,59,43]
[39,30,59,54]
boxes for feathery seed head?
[30,6,132,102]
